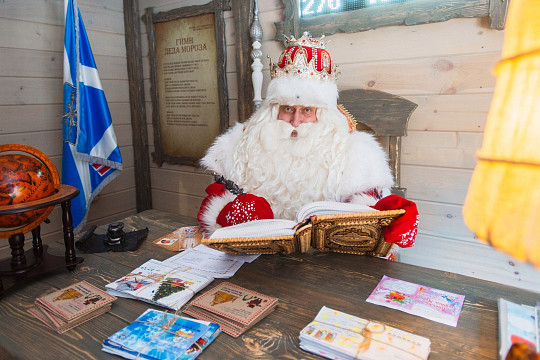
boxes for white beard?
[229,108,349,220]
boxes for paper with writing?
[162,245,246,278]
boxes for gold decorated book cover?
[202,201,404,257]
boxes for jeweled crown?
[270,32,338,81]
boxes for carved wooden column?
[250,0,263,110]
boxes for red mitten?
[216,194,274,227]
[197,183,226,226]
[372,194,419,248]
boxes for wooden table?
[0,209,538,360]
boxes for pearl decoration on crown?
[270,32,338,81]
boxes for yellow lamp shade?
[463,0,540,268]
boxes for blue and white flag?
[62,0,122,234]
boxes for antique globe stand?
[0,145,84,297]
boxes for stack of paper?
[498,298,540,360]
[29,281,116,334]
[102,308,220,360]
[183,282,278,337]
[105,259,214,311]
[299,306,431,360]
[162,244,259,278]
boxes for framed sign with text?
[275,0,509,41]
[145,1,229,167]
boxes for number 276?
[302,0,342,15]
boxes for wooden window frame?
[275,0,509,40]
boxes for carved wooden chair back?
[338,88,418,197]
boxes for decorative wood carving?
[275,0,510,41]
[250,1,263,110]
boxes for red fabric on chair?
[372,194,418,248]
[216,194,274,227]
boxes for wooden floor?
[1,209,539,360]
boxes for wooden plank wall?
[138,0,540,291]
[0,0,137,257]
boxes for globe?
[0,153,56,228]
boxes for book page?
[295,201,375,223]
[208,219,297,239]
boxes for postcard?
[498,298,538,359]
[102,309,220,360]
[105,259,213,311]
[35,280,116,322]
[183,282,278,337]
[152,226,204,251]
[299,306,431,360]
[366,275,465,327]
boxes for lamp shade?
[463,0,540,268]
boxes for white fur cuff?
[199,191,236,237]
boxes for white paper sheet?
[163,245,251,278]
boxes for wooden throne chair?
[338,88,418,197]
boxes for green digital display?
[300,0,410,18]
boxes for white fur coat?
[199,121,394,235]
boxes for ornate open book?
[202,201,405,257]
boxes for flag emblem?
[91,164,112,176]
[63,84,78,145]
